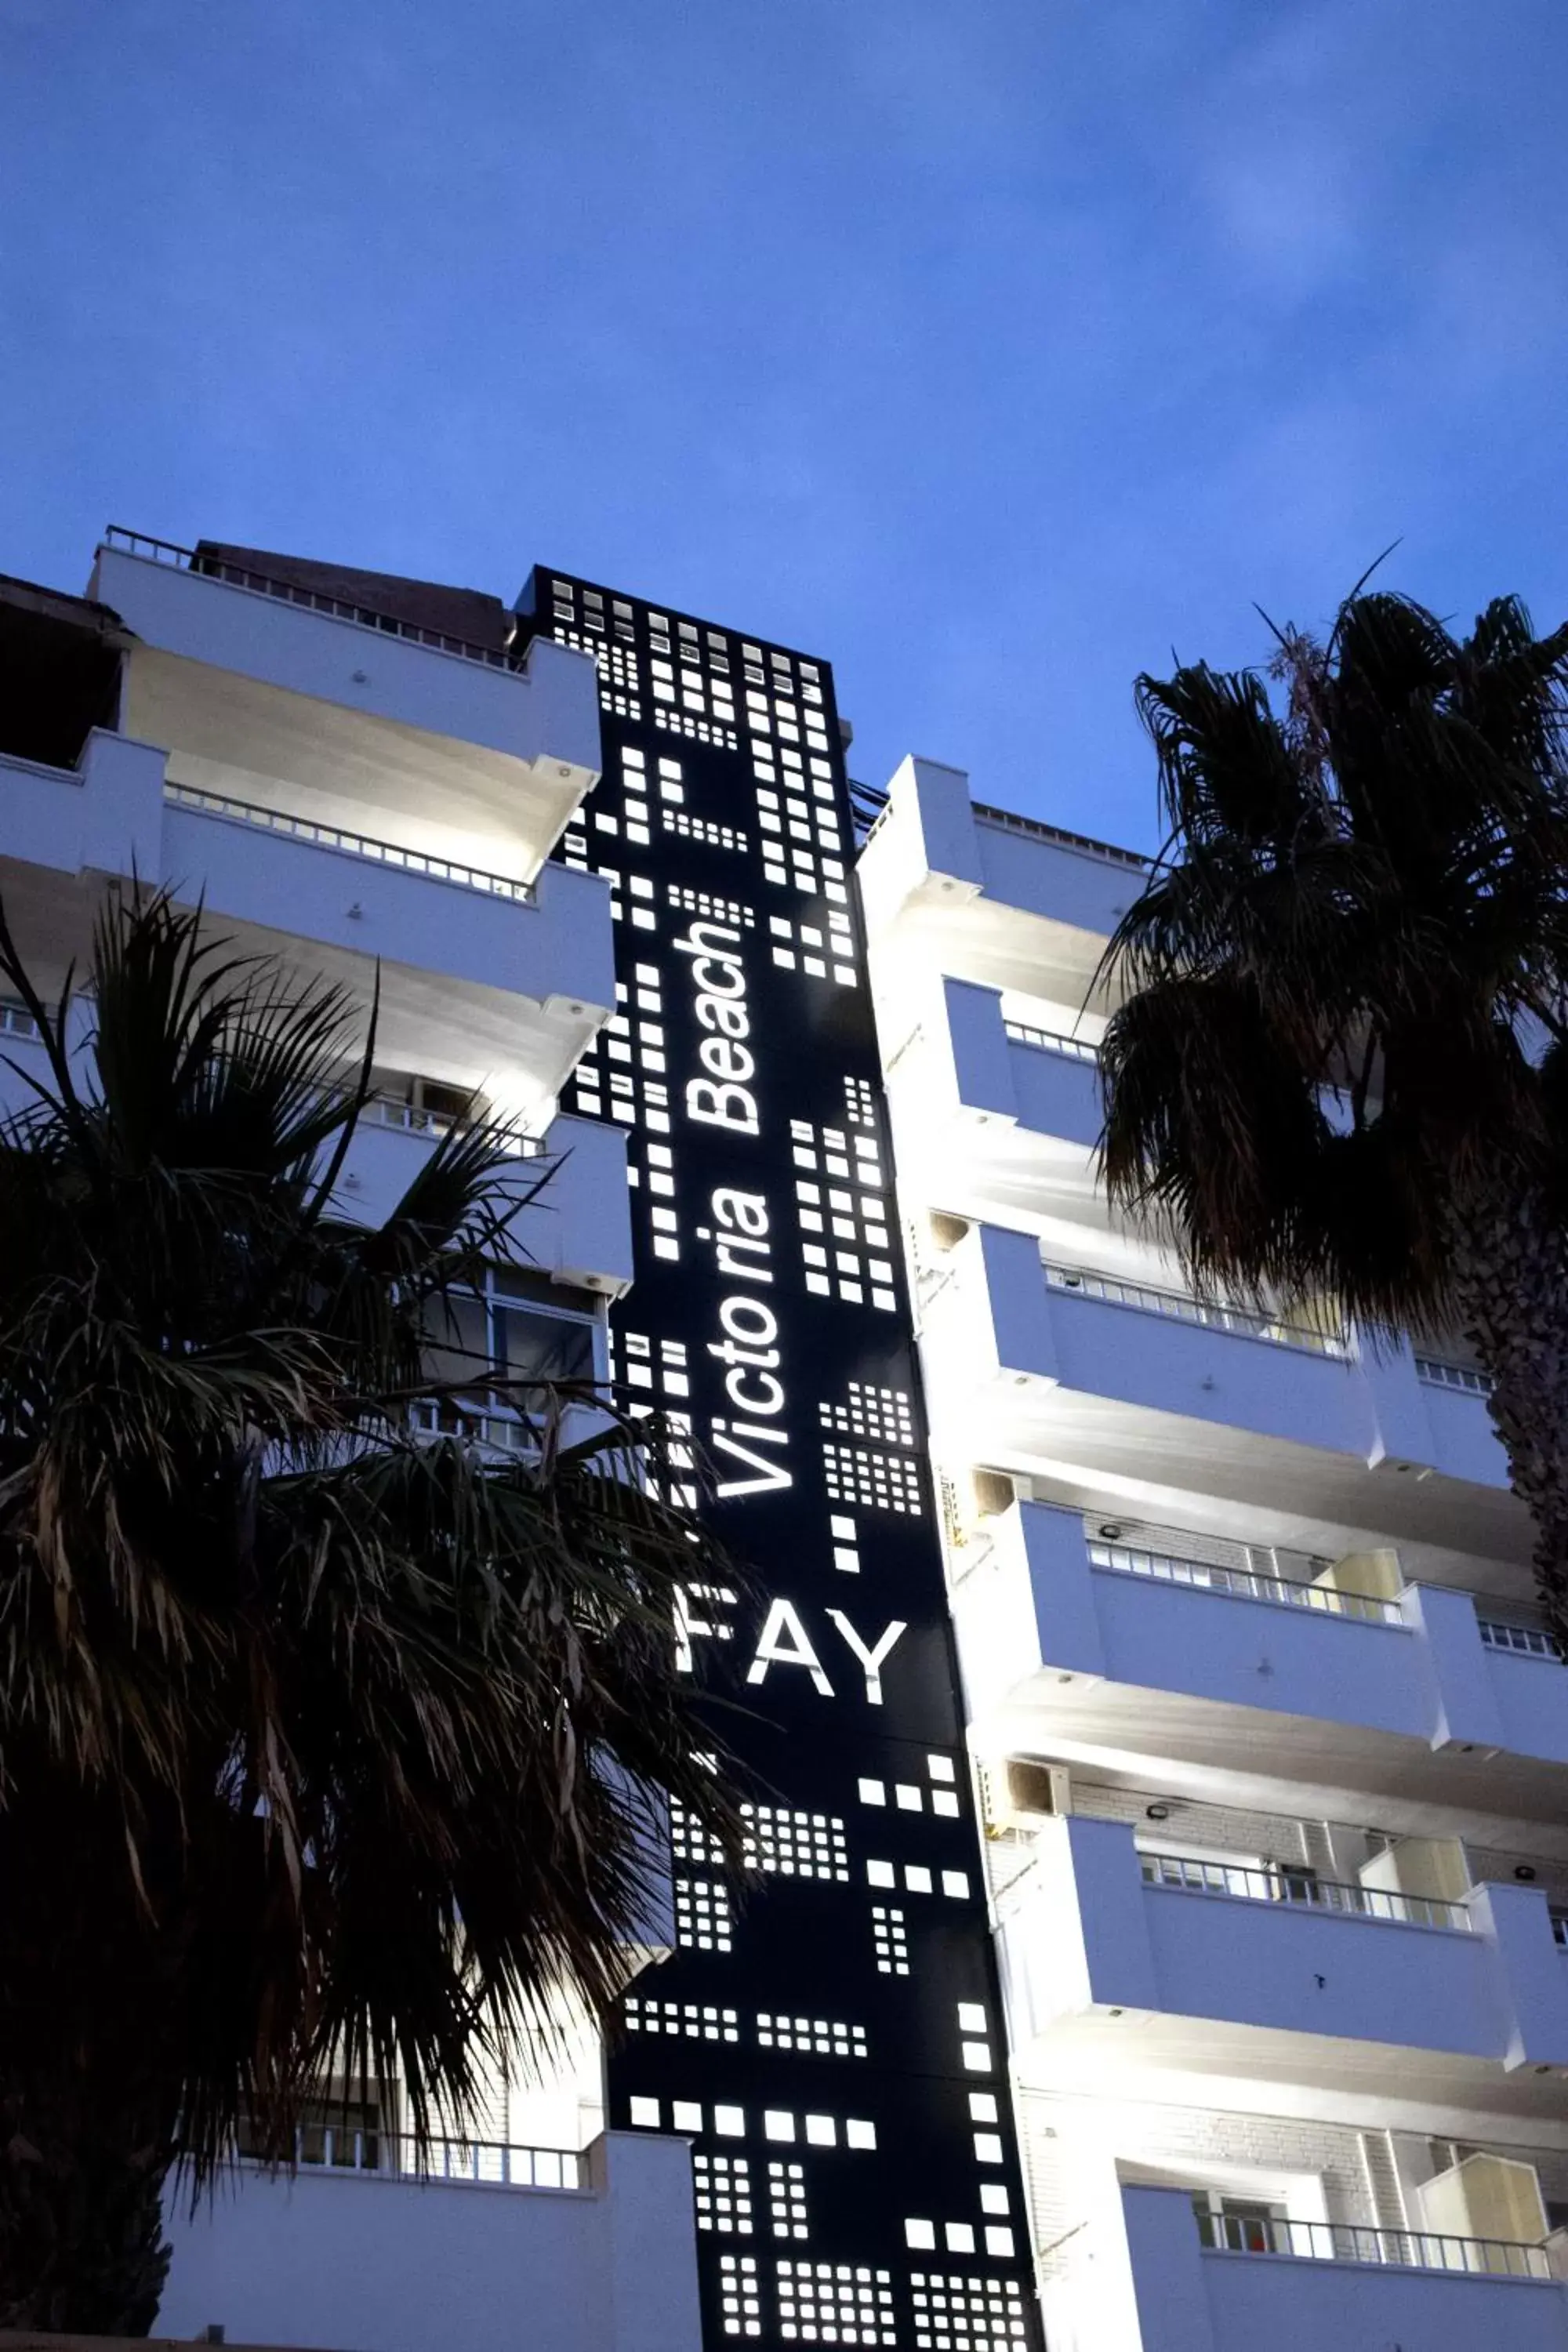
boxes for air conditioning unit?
[1004,1759,1072,1823]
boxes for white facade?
[860,754,1568,2351]
[0,537,695,2350]
[159,2133,703,2352]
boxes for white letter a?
[747,1599,834,1697]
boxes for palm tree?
[1098,589,1568,1633]
[0,889,735,2336]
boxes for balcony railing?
[1140,1849,1470,1933]
[1088,1537,1404,1626]
[1044,1261,1352,1359]
[243,2129,582,2192]
[105,525,524,674]
[165,782,537,904]
[1197,2208,1552,2279]
[1414,1353,1491,1397]
[0,999,41,1042]
[365,1095,545,1156]
[972,798,1149,873]
[1479,1616,1562,1662]
[1003,1018,1100,1065]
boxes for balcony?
[0,732,615,1123]
[156,2131,702,2352]
[952,1501,1568,1824]
[90,530,602,879]
[1000,1813,1568,2118]
[1115,2183,1568,2352]
[858,753,1141,1014]
[916,1220,1519,1563]
[880,974,1106,1231]
[342,1109,633,1296]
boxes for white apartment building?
[14,523,1568,2352]
[0,535,703,2352]
[859,753,1568,2352]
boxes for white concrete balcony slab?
[860,753,1142,1016]
[341,1109,632,1297]
[953,1501,1568,1830]
[157,2131,702,2352]
[917,1220,1520,1568]
[881,975,1106,1232]
[0,734,615,1125]
[91,532,601,880]
[1116,2183,1568,2352]
[1000,1813,1568,2121]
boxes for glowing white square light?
[975,2132,1004,2164]
[927,1756,956,1782]
[895,1784,922,1812]
[932,1791,960,1817]
[942,1871,970,1899]
[904,1865,932,1894]
[763,2111,796,2143]
[630,2097,660,2128]
[858,1779,886,1806]
[905,2220,936,2251]
[804,2115,836,2147]
[866,1859,896,1888]
[961,2041,991,2072]
[968,2093,999,2123]
[985,2226,1016,2258]
[713,2104,746,2137]
[945,2223,975,2253]
[957,2003,987,2032]
[829,1515,856,1538]
[980,2184,1010,2214]
[845,2118,877,2150]
[672,2100,702,2132]
[833,1547,860,1574]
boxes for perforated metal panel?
[528,572,1041,2350]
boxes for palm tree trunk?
[0,1803,180,2336]
[0,2074,175,2336]
[1446,1183,1568,1652]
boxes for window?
[1192,2192,1287,2253]
[423,1269,600,1434]
[238,2081,394,2172]
[368,1068,481,1135]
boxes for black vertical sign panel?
[523,572,1041,2352]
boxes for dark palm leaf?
[0,891,739,2334]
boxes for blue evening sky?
[3,1,1566,850]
